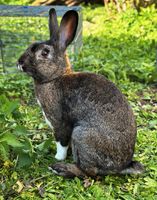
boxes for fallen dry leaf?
[12,180,24,193]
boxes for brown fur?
[64,52,72,74]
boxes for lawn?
[0,5,157,199]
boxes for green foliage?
[0,74,53,168]
[0,0,33,5]
[0,5,157,200]
[74,6,157,84]
[0,94,23,161]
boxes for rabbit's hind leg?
[71,126,100,177]
[49,126,100,178]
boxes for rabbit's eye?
[41,48,50,57]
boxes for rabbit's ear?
[49,8,59,44]
[59,10,78,52]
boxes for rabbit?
[17,8,144,178]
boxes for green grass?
[0,6,157,200]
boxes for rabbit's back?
[61,72,135,131]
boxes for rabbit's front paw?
[55,142,68,161]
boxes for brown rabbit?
[17,8,144,178]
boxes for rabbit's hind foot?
[48,163,86,178]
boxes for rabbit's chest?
[35,82,62,126]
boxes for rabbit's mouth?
[17,63,46,81]
[17,64,23,71]
[17,64,29,74]
[17,63,34,76]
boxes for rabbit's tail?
[119,161,145,175]
[49,163,86,178]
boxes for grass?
[0,5,157,200]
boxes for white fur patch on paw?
[55,142,68,161]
